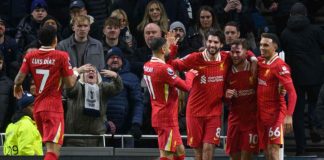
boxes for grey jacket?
[57,35,105,70]
[64,73,123,147]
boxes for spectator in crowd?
[62,0,101,40]
[104,47,144,147]
[132,23,162,79]
[225,39,258,160]
[14,25,79,160]
[65,64,123,147]
[102,17,134,63]
[15,0,48,50]
[223,21,241,51]
[3,92,43,156]
[135,0,189,31]
[143,37,197,160]
[187,6,221,52]
[281,2,324,155]
[169,21,193,58]
[257,33,297,160]
[83,0,113,29]
[110,9,136,49]
[136,0,169,47]
[0,53,15,133]
[58,15,105,70]
[0,17,21,80]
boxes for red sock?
[44,152,58,160]
[160,157,171,160]
[174,155,185,160]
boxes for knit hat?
[170,21,186,35]
[17,92,35,110]
[70,0,85,9]
[105,47,123,61]
[31,0,48,12]
[290,2,307,16]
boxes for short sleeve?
[61,52,73,77]
[20,53,30,74]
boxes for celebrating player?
[257,33,297,160]
[225,39,258,160]
[13,25,88,160]
[143,37,197,160]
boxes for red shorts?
[34,111,65,145]
[258,121,284,150]
[154,126,183,152]
[186,116,221,148]
[226,124,259,155]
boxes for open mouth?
[89,75,94,79]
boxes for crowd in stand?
[0,0,324,157]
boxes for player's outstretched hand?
[14,85,24,99]
[188,69,199,76]
[225,89,237,99]
[284,115,293,134]
[165,31,179,46]
[100,69,118,78]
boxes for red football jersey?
[226,60,257,130]
[20,48,73,113]
[170,51,231,117]
[257,55,293,124]
[143,57,194,127]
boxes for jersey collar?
[150,57,165,64]
[202,49,221,62]
[39,46,55,51]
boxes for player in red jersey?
[168,29,231,160]
[225,39,258,160]
[13,26,88,160]
[143,37,197,160]
[257,33,297,160]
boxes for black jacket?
[0,72,15,132]
[281,15,324,85]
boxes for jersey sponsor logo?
[237,89,255,97]
[279,66,290,75]
[167,68,175,75]
[144,66,154,72]
[32,58,56,65]
[198,66,206,69]
[200,75,206,84]
[258,78,267,86]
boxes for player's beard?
[207,46,220,56]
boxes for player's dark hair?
[224,21,240,32]
[261,33,280,48]
[231,38,249,50]
[206,29,225,44]
[38,25,57,46]
[149,37,166,52]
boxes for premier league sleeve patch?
[279,65,290,75]
[167,67,177,79]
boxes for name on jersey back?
[32,58,56,65]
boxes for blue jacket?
[104,59,144,133]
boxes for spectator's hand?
[100,69,118,78]
[269,2,278,12]
[106,121,116,134]
[165,31,179,47]
[129,123,142,139]
[224,0,236,12]
[14,85,24,99]
[75,64,92,74]
[284,115,293,134]
[225,89,237,99]
[234,0,242,13]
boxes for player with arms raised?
[143,37,197,160]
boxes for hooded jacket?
[64,71,123,146]
[104,56,144,134]
[281,15,324,85]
